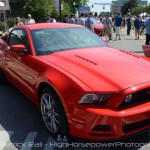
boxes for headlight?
[78,94,112,104]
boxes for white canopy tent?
[139,12,147,17]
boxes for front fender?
[36,65,93,123]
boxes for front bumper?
[94,28,103,35]
[69,102,150,140]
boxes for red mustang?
[0,23,150,141]
[91,17,104,35]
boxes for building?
[0,0,10,11]
[87,0,149,15]
[87,0,112,15]
[111,0,148,14]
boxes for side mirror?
[10,44,25,53]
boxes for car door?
[3,29,36,95]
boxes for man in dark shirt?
[134,16,142,39]
[126,16,132,35]
[114,12,122,40]
[62,15,69,23]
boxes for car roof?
[23,23,84,30]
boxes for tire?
[0,67,7,84]
[40,87,69,138]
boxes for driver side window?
[9,29,30,52]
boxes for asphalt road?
[0,29,150,150]
[108,27,145,54]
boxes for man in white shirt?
[25,14,35,24]
[76,13,85,26]
[102,14,112,42]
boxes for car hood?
[93,24,103,28]
[41,47,150,92]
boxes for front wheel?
[40,87,69,137]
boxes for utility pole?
[59,0,62,22]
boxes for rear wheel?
[0,67,7,84]
[40,87,69,137]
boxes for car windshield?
[91,18,100,24]
[31,27,107,56]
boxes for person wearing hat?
[25,14,35,24]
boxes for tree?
[82,0,88,6]
[64,0,88,13]
[131,5,150,17]
[9,0,88,22]
[131,6,144,16]
[144,5,150,15]
[99,12,108,17]
[24,0,52,22]
[121,0,138,16]
[9,0,26,16]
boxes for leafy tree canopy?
[24,0,51,22]
[131,5,150,17]
[121,0,138,16]
[9,0,88,22]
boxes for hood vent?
[75,55,97,65]
[119,50,140,58]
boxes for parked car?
[0,23,150,141]
[91,17,104,36]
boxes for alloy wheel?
[41,93,60,134]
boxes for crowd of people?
[4,12,150,45]
[55,12,150,44]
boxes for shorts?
[135,28,140,35]
[115,26,121,34]
[104,27,112,36]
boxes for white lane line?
[139,145,148,150]
[44,136,56,150]
[20,132,37,150]
[0,131,14,150]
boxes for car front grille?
[119,88,150,107]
